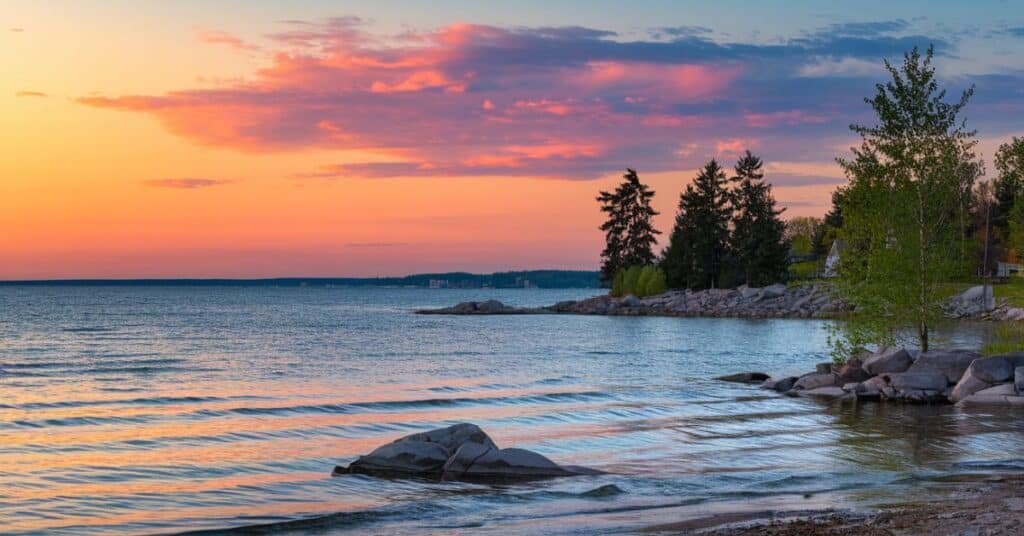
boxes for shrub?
[622,265,643,296]
[643,266,667,296]
[610,270,626,297]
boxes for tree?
[597,169,660,283]
[813,189,846,256]
[730,151,790,286]
[786,216,822,256]
[833,46,980,353]
[661,160,732,289]
[992,138,1024,246]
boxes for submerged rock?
[716,372,770,383]
[333,423,600,481]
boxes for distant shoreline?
[0,270,601,289]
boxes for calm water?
[1,286,1022,535]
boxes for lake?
[1,286,1022,534]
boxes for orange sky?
[6,4,1019,279]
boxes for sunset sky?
[4,1,1024,279]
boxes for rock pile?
[721,348,1024,406]
[333,423,601,481]
[418,283,845,319]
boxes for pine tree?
[661,160,731,289]
[730,152,790,286]
[597,169,660,283]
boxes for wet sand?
[647,476,1024,535]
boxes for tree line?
[598,154,789,292]
[597,45,1024,355]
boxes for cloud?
[1006,27,1024,38]
[195,29,261,52]
[10,27,23,32]
[144,178,233,189]
[79,17,986,180]
[15,91,47,98]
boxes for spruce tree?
[661,160,731,289]
[729,151,790,286]
[597,169,660,283]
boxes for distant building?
[428,279,448,289]
[997,262,1022,278]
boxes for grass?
[994,276,1024,308]
[982,322,1024,355]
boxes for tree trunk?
[917,182,929,353]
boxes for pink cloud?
[79,18,816,180]
[715,138,759,156]
[145,178,233,189]
[196,29,260,52]
[16,90,47,98]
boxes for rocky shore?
[417,283,846,319]
[720,346,1024,406]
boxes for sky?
[4,1,1024,279]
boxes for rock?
[442,442,588,480]
[950,373,995,403]
[835,357,871,384]
[620,294,641,308]
[762,376,798,392]
[796,386,846,399]
[908,349,981,384]
[815,362,833,374]
[862,347,913,376]
[334,423,596,481]
[842,382,860,391]
[854,376,888,399]
[948,285,995,317]
[740,286,761,299]
[1017,367,1024,394]
[716,372,770,383]
[965,357,1015,383]
[957,383,1023,406]
[793,372,838,390]
[476,299,511,313]
[762,283,787,298]
[886,372,948,393]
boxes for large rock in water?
[793,372,838,390]
[334,423,599,481]
[861,347,913,376]
[907,349,980,384]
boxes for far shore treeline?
[0,270,602,289]
[598,46,1024,353]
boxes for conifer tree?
[661,160,731,289]
[597,169,660,283]
[729,151,790,286]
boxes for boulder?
[762,376,798,392]
[886,372,948,393]
[907,349,980,384]
[834,357,871,384]
[947,285,995,317]
[762,283,787,298]
[716,372,770,383]
[442,443,588,481]
[964,356,1015,384]
[620,294,641,308]
[815,362,833,374]
[334,423,597,481]
[956,383,1024,406]
[854,376,888,399]
[950,373,995,403]
[793,372,838,390]
[740,286,761,299]
[862,347,913,376]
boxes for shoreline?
[673,475,1024,535]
